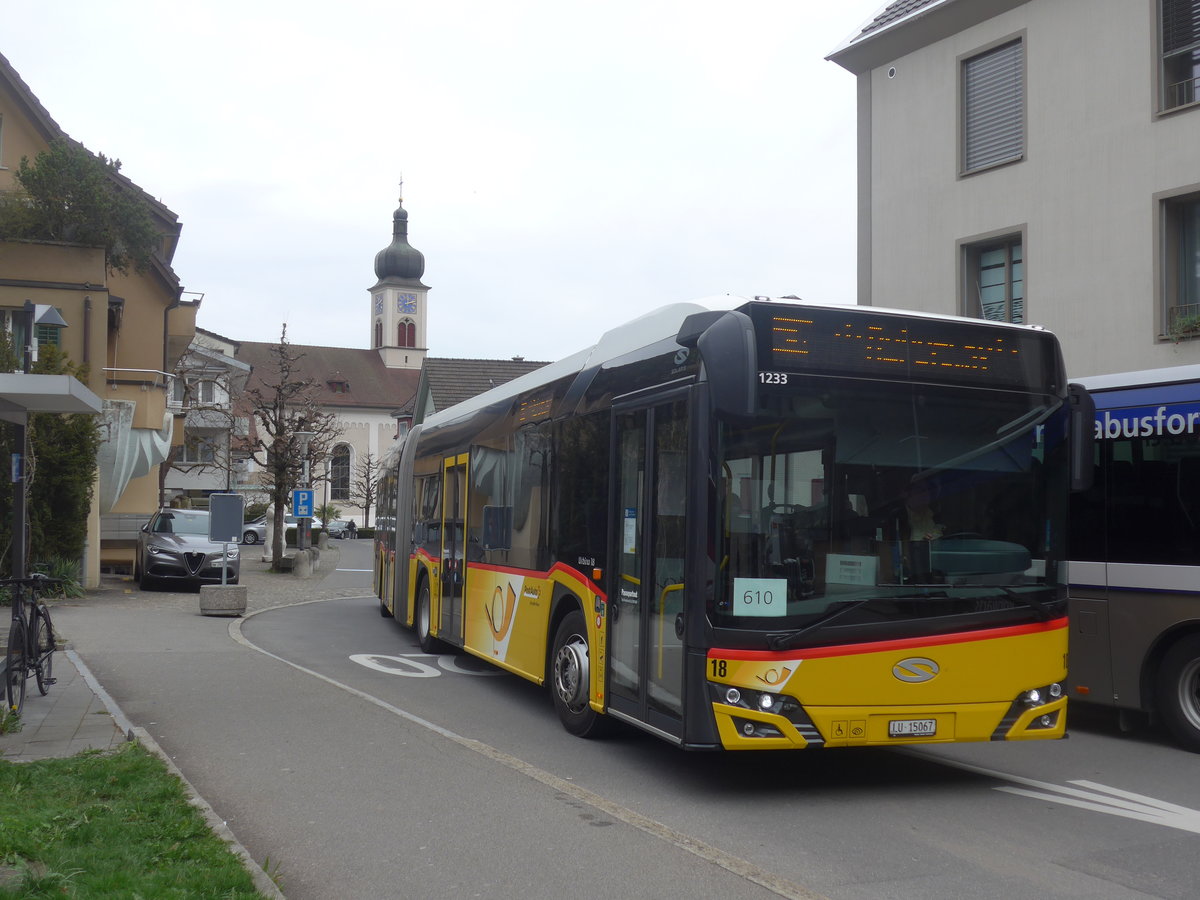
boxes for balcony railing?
[1165,76,1200,110]
[102,367,172,389]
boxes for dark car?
[326,519,355,539]
[135,508,240,590]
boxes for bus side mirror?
[1068,383,1095,493]
[678,309,757,422]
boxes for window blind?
[964,40,1024,172]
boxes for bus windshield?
[711,378,1069,639]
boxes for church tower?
[370,188,429,369]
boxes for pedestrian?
[348,519,358,540]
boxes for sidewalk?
[1,539,344,762]
[0,649,129,760]
[0,543,350,900]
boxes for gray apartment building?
[829,0,1200,377]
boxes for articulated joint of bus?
[705,680,1068,751]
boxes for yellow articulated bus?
[374,299,1094,750]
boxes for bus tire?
[416,581,442,654]
[379,598,393,618]
[550,609,610,738]
[1156,634,1200,753]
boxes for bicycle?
[4,573,61,715]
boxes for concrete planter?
[199,584,247,617]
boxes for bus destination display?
[751,304,1050,391]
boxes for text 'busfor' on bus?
[374,299,1094,751]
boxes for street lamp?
[294,430,315,550]
[10,301,69,582]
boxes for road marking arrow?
[919,753,1200,835]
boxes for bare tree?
[351,450,380,528]
[239,325,340,567]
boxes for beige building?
[0,52,196,584]
[829,0,1200,377]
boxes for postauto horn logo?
[892,657,939,683]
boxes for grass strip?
[0,742,267,898]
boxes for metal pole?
[10,304,34,585]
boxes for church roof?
[236,341,420,414]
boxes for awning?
[0,373,104,424]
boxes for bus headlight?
[1022,683,1063,706]
[725,687,741,705]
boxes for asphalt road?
[57,540,1200,899]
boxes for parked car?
[242,517,267,545]
[326,519,355,539]
[135,508,240,590]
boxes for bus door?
[608,397,689,739]
[440,453,469,646]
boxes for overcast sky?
[7,0,883,362]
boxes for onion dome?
[373,198,425,281]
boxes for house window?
[1161,0,1200,110]
[181,433,218,464]
[1163,194,1200,335]
[398,319,415,348]
[330,444,351,501]
[172,378,215,407]
[962,39,1024,173]
[374,320,383,348]
[964,237,1023,324]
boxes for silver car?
[136,508,240,590]
[242,517,267,545]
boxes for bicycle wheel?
[33,603,55,695]
[5,618,26,715]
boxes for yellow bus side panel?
[463,566,552,682]
[460,563,607,711]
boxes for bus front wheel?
[1157,634,1200,753]
[416,582,441,654]
[550,610,609,738]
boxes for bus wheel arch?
[1154,632,1200,753]
[548,600,610,738]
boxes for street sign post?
[208,493,244,586]
[292,489,315,518]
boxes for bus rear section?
[1069,365,1200,752]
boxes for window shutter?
[964,40,1024,172]
[1162,0,1200,55]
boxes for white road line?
[915,753,1200,835]
[232,598,829,900]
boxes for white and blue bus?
[1069,364,1200,751]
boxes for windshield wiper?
[766,594,947,651]
[995,586,1055,622]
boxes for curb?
[68,650,285,900]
